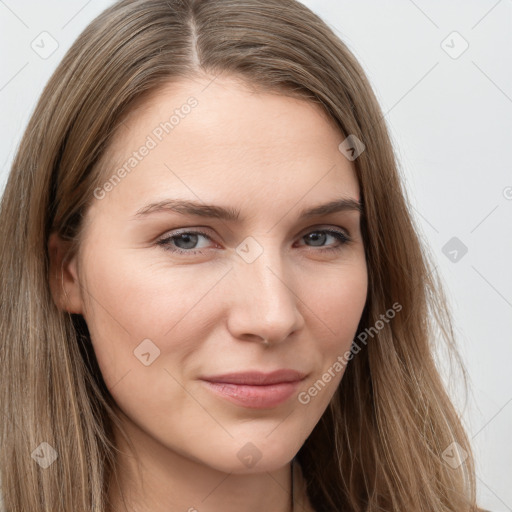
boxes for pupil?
[177,233,198,249]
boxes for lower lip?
[200,380,302,409]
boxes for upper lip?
[200,369,307,386]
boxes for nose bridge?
[227,236,304,342]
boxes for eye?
[156,227,351,256]
[296,229,351,253]
[156,230,213,256]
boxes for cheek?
[303,259,368,344]
[78,247,228,386]
[78,253,210,430]
[295,259,367,402]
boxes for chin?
[193,436,302,474]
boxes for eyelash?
[156,228,351,256]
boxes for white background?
[1,1,511,510]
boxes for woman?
[0,0,484,510]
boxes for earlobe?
[47,232,84,314]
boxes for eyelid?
[156,228,216,247]
[156,224,352,256]
[297,224,351,238]
[155,226,215,242]
[156,224,351,243]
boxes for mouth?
[199,369,307,409]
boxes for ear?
[47,232,84,314]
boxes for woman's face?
[57,75,368,474]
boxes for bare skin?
[49,74,368,512]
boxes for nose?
[225,241,306,346]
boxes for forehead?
[90,76,359,220]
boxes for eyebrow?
[131,197,363,222]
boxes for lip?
[200,370,307,409]
[201,369,307,385]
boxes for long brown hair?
[0,0,480,510]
